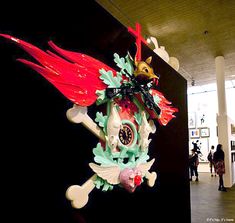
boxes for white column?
[215,56,227,116]
[215,56,232,187]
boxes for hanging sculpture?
[0,24,178,209]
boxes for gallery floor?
[190,172,235,223]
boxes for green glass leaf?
[96,89,106,105]
[95,112,107,128]
[136,150,150,165]
[116,71,123,84]
[114,53,134,77]
[94,176,113,191]
[152,93,161,105]
[93,143,105,157]
[99,68,122,88]
[93,143,116,166]
[125,54,134,75]
[94,156,113,165]
[114,53,125,69]
[134,112,142,125]
[94,177,103,189]
[102,181,113,191]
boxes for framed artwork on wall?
[198,138,209,162]
[200,127,210,137]
[189,129,200,138]
[188,112,196,128]
[231,141,235,151]
[231,124,235,135]
[197,112,207,128]
[189,138,209,162]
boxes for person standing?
[207,145,216,177]
[213,144,226,191]
[189,148,199,181]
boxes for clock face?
[119,124,134,146]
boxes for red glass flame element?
[134,175,142,186]
[0,34,178,125]
[0,34,114,106]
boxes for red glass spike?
[128,23,148,61]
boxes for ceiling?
[97,0,235,87]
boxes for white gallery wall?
[187,82,235,173]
